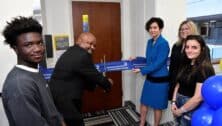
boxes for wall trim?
[72,0,121,3]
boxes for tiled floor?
[146,121,175,126]
[160,121,175,126]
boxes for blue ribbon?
[39,57,146,80]
[95,57,146,72]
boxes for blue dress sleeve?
[140,40,169,75]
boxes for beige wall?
[155,0,186,48]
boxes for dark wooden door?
[72,1,122,112]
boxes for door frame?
[70,0,132,106]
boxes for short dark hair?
[2,16,42,48]
[145,17,164,32]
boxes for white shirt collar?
[15,65,39,73]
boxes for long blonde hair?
[176,20,199,46]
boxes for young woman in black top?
[168,20,199,100]
[171,35,215,126]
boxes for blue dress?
[140,35,170,109]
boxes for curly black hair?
[145,17,164,32]
[2,16,42,48]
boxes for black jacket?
[168,43,184,100]
[49,45,111,119]
[49,45,111,99]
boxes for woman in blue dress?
[133,17,170,126]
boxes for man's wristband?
[171,100,176,105]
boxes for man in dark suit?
[49,32,113,126]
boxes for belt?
[146,75,169,83]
